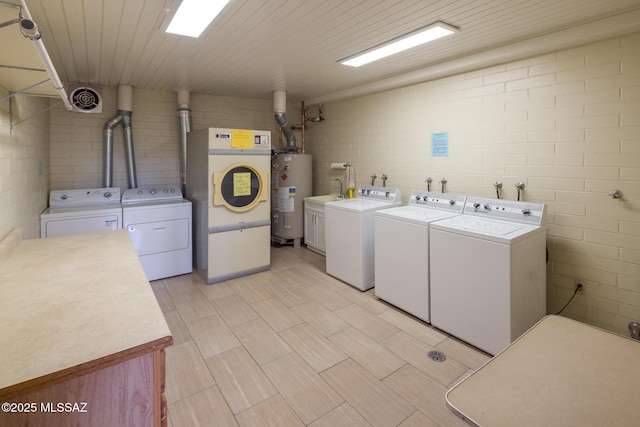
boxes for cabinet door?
[315,211,326,252]
[304,206,316,247]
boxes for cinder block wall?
[0,92,50,240]
[48,87,278,191]
[304,32,640,335]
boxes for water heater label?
[276,187,295,212]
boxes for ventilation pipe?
[103,84,137,188]
[273,90,298,152]
[177,90,191,195]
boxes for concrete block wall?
[0,92,50,240]
[48,87,278,192]
[304,32,640,336]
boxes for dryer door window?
[213,163,268,212]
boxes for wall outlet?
[575,279,584,293]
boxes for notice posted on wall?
[276,187,296,212]
[431,132,449,157]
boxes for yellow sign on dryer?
[231,130,253,148]
[234,172,251,196]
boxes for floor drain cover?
[428,350,446,362]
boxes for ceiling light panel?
[166,0,231,38]
[341,22,458,67]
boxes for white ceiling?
[2,0,640,105]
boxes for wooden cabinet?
[0,230,173,427]
[304,200,326,255]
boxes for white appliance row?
[40,185,192,281]
[324,187,547,356]
[375,191,467,323]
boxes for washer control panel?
[122,185,183,203]
[464,197,545,225]
[357,185,401,203]
[49,187,121,207]
[409,191,466,213]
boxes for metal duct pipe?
[122,111,137,189]
[177,90,191,195]
[103,113,123,187]
[102,84,137,188]
[273,90,297,152]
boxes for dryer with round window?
[187,128,271,284]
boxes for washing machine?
[40,187,122,238]
[430,197,546,355]
[186,128,271,284]
[122,185,192,281]
[325,185,401,291]
[374,191,466,322]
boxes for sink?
[304,194,344,204]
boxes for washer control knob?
[104,192,112,199]
[449,199,456,205]
[415,195,421,201]
[137,190,143,195]
[484,203,491,210]
[473,202,480,209]
[150,188,157,194]
[163,188,169,193]
[522,208,531,216]
[385,191,390,197]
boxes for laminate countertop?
[0,229,172,400]
[446,315,640,426]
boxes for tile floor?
[151,246,490,427]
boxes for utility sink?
[304,194,344,204]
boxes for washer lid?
[430,215,542,244]
[376,205,460,225]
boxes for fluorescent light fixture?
[340,22,457,67]
[166,0,231,38]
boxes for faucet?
[381,174,388,187]
[331,178,344,198]
[370,174,377,185]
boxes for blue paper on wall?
[432,132,448,157]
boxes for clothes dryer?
[40,188,122,238]
[187,128,271,284]
[325,185,401,291]
[122,185,192,281]
[375,191,466,322]
[429,197,546,355]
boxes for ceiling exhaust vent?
[69,86,103,113]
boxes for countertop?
[304,194,343,204]
[0,229,172,399]
[446,315,640,426]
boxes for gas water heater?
[271,153,312,246]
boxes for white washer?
[374,191,466,322]
[40,188,122,238]
[122,185,192,281]
[325,185,401,291]
[430,197,546,355]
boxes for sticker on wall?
[231,129,253,148]
[432,132,449,157]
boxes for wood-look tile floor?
[151,246,490,427]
